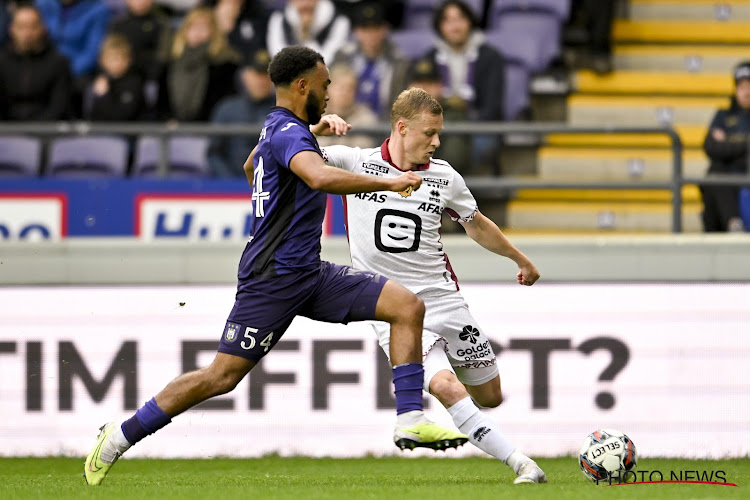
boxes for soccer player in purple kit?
[84,45,467,486]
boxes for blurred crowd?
[0,0,584,177]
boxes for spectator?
[331,0,404,29]
[316,64,377,149]
[568,0,615,74]
[160,6,239,121]
[0,3,10,48]
[154,0,200,15]
[424,0,505,171]
[266,0,349,63]
[109,0,173,81]
[331,2,410,120]
[407,57,469,171]
[700,61,750,232]
[35,0,112,78]
[207,49,274,177]
[83,33,147,120]
[0,5,72,120]
[206,0,269,58]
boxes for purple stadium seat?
[47,136,129,177]
[487,12,560,72]
[390,29,435,59]
[133,136,210,178]
[0,136,42,176]
[485,27,545,71]
[489,0,571,22]
[503,60,530,120]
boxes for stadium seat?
[486,11,561,72]
[485,28,545,73]
[390,29,434,59]
[0,136,42,177]
[47,136,129,177]
[504,60,530,120]
[490,0,571,21]
[132,136,210,177]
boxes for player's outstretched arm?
[310,114,351,137]
[290,150,422,195]
[460,211,540,286]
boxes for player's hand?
[311,114,352,137]
[517,262,540,286]
[389,171,422,193]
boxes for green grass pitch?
[1,456,747,499]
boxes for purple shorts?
[218,261,387,362]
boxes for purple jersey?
[238,107,327,282]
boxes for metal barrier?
[0,121,696,232]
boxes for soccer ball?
[579,428,637,483]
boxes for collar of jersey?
[271,106,310,125]
[380,139,431,171]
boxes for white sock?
[396,410,425,427]
[506,450,531,474]
[98,423,133,464]
[447,396,528,471]
[112,424,133,452]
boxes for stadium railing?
[0,120,732,233]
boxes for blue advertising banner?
[0,179,347,241]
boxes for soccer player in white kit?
[320,88,547,484]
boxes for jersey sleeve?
[445,170,478,222]
[273,123,321,169]
[320,144,360,172]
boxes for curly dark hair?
[268,46,325,87]
[432,0,478,36]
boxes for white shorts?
[371,288,498,392]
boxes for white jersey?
[322,141,478,293]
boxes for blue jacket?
[36,0,111,77]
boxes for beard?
[305,90,323,125]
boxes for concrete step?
[614,44,750,73]
[546,124,706,148]
[629,0,750,21]
[574,70,733,95]
[506,200,703,232]
[567,95,728,126]
[537,147,709,180]
[613,19,750,43]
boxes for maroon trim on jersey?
[438,226,460,291]
[380,139,431,171]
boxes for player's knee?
[429,371,467,407]
[402,294,424,324]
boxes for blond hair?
[390,87,443,129]
[171,7,239,62]
[100,33,132,58]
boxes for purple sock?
[392,363,424,415]
[121,397,172,445]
